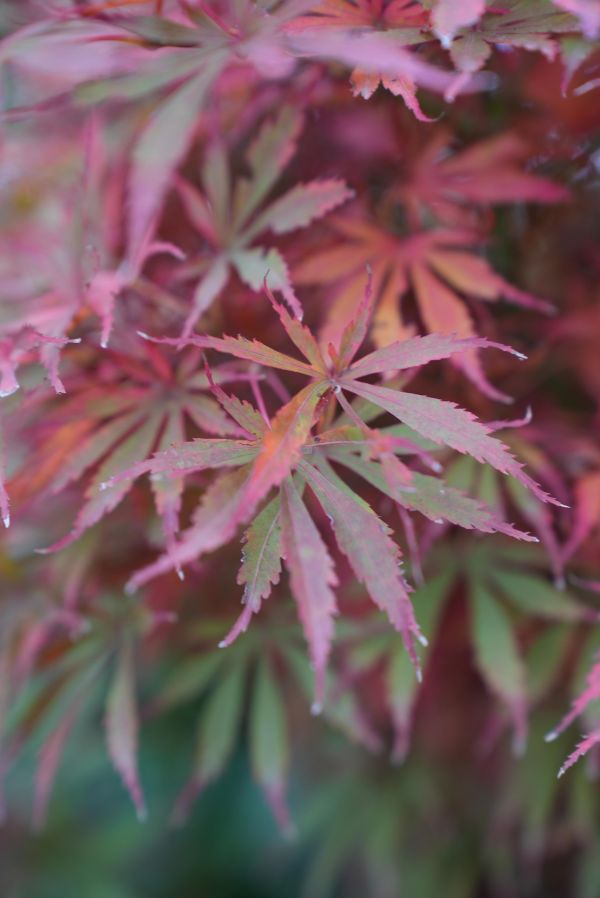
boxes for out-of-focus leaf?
[105,640,145,820]
[469,579,527,753]
[249,656,292,833]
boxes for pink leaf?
[344,332,523,380]
[127,68,216,266]
[432,0,486,48]
[280,478,338,710]
[301,459,425,674]
[337,380,562,507]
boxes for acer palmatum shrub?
[1,1,600,895]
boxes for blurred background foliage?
[2,2,600,896]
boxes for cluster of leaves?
[1,3,600,890]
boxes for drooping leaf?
[300,459,424,671]
[280,477,338,711]
[105,640,145,820]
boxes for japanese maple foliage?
[1,2,600,886]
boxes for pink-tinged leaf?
[50,408,147,495]
[203,364,266,438]
[40,411,163,553]
[300,459,425,672]
[250,180,354,236]
[553,0,600,37]
[151,409,186,548]
[350,69,382,99]
[263,282,327,372]
[221,497,283,648]
[201,143,231,238]
[184,394,247,438]
[337,379,561,507]
[232,247,303,319]
[469,580,528,755]
[411,264,515,403]
[127,67,218,266]
[345,332,522,380]
[432,0,485,47]
[0,427,10,528]
[127,466,253,591]
[280,478,338,711]
[191,334,319,377]
[86,269,128,349]
[329,449,537,540]
[233,107,303,229]
[449,31,491,73]
[33,700,81,830]
[175,176,220,245]
[427,250,556,314]
[561,471,600,565]
[546,655,600,743]
[287,29,491,97]
[337,265,375,369]
[240,382,329,530]
[182,256,230,338]
[172,659,245,825]
[105,641,145,820]
[106,439,258,488]
[558,730,600,778]
[0,328,78,397]
[221,502,283,648]
[381,74,436,122]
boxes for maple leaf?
[295,216,554,401]
[285,0,435,118]
[559,469,600,568]
[412,540,594,753]
[101,285,558,702]
[173,107,353,335]
[469,543,594,751]
[429,0,486,48]
[395,128,569,229]
[1,1,467,267]
[8,341,245,553]
[553,0,600,37]
[546,635,600,777]
[1,591,159,825]
[157,612,375,831]
[446,0,577,85]
[442,412,570,583]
